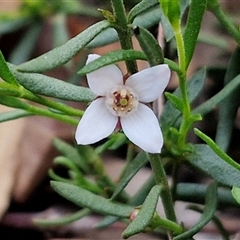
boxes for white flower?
[75,54,170,153]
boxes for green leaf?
[0,110,32,123]
[127,0,159,23]
[232,186,240,205]
[193,74,240,116]
[87,7,161,48]
[176,183,238,208]
[0,52,19,86]
[129,175,155,206]
[52,14,69,48]
[133,6,161,29]
[122,185,162,238]
[94,215,119,229]
[95,133,127,154]
[78,50,147,75]
[186,144,240,188]
[159,0,190,42]
[173,182,218,240]
[165,93,183,112]
[161,68,206,127]
[133,26,164,66]
[111,151,148,200]
[183,0,207,68]
[11,66,95,102]
[187,205,230,240]
[86,28,118,48]
[53,138,90,173]
[51,181,133,217]
[215,47,240,151]
[194,128,240,171]
[159,0,180,31]
[9,22,42,64]
[0,95,29,109]
[33,209,91,227]
[17,20,110,73]
[0,18,30,34]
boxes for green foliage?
[174,182,218,240]
[1,0,240,239]
[11,66,95,102]
[161,68,206,128]
[111,151,148,200]
[215,47,240,151]
[51,181,133,217]
[122,185,163,238]
[232,186,240,205]
[0,52,19,86]
[183,0,207,68]
[17,21,110,73]
[78,50,147,75]
[187,144,240,188]
[133,25,164,66]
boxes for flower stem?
[25,104,79,125]
[0,82,84,117]
[148,153,176,223]
[208,1,240,45]
[174,30,191,147]
[110,0,137,74]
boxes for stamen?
[105,86,139,117]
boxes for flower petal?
[125,64,170,102]
[86,54,123,96]
[75,98,118,144]
[121,103,163,153]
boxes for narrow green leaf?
[165,93,183,111]
[187,205,230,240]
[53,14,70,48]
[94,216,119,229]
[33,209,91,227]
[216,47,240,151]
[17,20,110,73]
[87,7,161,48]
[159,0,191,42]
[183,0,207,68]
[51,181,133,217]
[173,182,218,240]
[0,52,19,86]
[11,67,95,102]
[0,18,30,34]
[86,28,118,48]
[0,110,32,123]
[133,6,161,29]
[0,95,29,109]
[193,74,240,116]
[111,151,148,200]
[186,144,240,188]
[133,26,164,66]
[53,138,90,173]
[127,0,159,23]
[78,50,147,75]
[194,128,240,171]
[129,175,155,206]
[9,22,42,64]
[161,68,206,127]
[159,0,180,30]
[232,186,240,205]
[122,185,162,238]
[176,183,238,208]
[167,0,181,30]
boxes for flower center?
[105,86,138,117]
